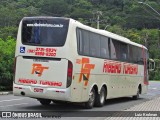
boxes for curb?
[0,91,13,95]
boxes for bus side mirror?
[148,59,155,71]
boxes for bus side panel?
[70,74,84,102]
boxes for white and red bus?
[13,17,150,109]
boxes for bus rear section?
[13,17,74,104]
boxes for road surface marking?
[0,98,24,103]
[0,103,28,107]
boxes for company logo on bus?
[103,61,121,74]
[103,60,138,75]
[77,58,95,86]
[18,78,62,87]
[31,63,49,77]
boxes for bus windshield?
[22,18,69,46]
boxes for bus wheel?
[39,99,51,105]
[84,88,95,109]
[132,87,140,100]
[95,87,106,107]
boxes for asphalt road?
[0,81,160,119]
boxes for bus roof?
[22,16,70,20]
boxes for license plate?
[34,88,43,93]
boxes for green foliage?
[0,26,17,40]
[152,59,160,80]
[73,0,93,9]
[41,0,69,16]
[0,37,16,91]
[70,8,92,18]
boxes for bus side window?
[101,48,107,58]
[119,43,128,61]
[77,28,90,56]
[84,45,89,55]
[110,39,117,60]
[89,32,100,57]
[100,36,109,59]
[90,48,96,56]
[82,30,90,56]
[77,29,83,54]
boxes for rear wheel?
[39,99,51,105]
[132,87,140,100]
[84,88,96,109]
[95,87,106,107]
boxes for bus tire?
[84,88,96,109]
[39,99,51,105]
[95,87,106,107]
[132,87,140,100]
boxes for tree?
[41,0,69,16]
[0,37,16,90]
